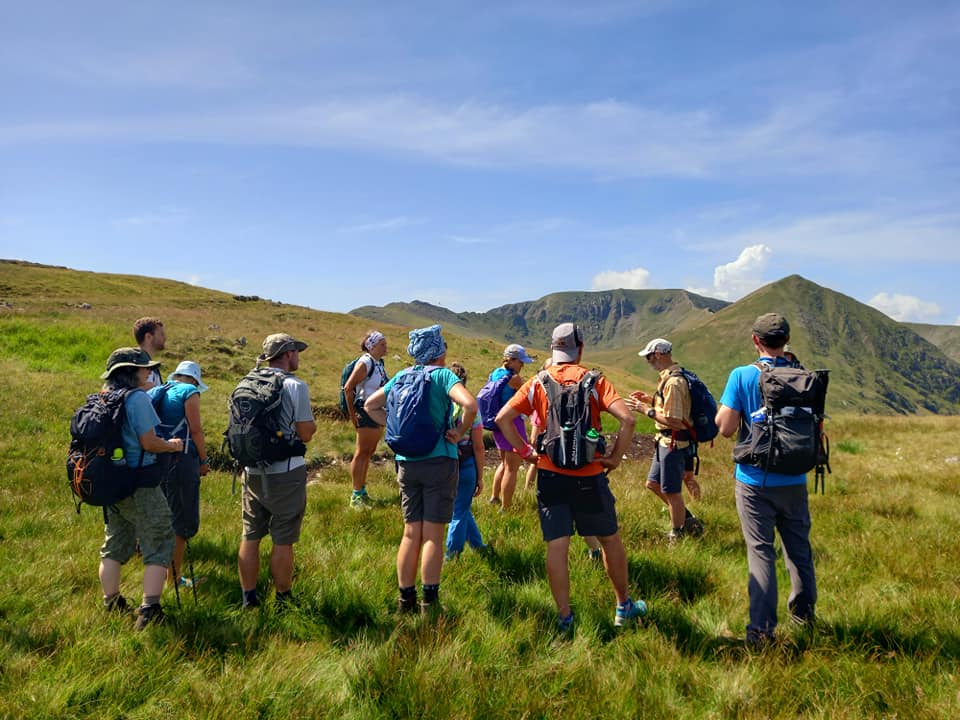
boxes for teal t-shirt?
[383,365,461,461]
[148,381,199,440]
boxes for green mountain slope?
[906,322,960,364]
[608,275,960,415]
[351,289,729,349]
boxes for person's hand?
[630,390,652,403]
[683,471,701,500]
[445,428,463,444]
[199,463,210,477]
[595,453,620,471]
[167,438,184,453]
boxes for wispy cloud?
[591,266,652,290]
[338,216,422,233]
[111,210,186,228]
[868,292,941,322]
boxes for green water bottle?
[111,447,126,466]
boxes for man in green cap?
[237,333,316,609]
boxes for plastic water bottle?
[584,428,600,462]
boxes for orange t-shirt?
[506,363,622,476]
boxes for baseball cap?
[638,338,672,357]
[503,343,533,363]
[551,323,583,364]
[259,333,308,361]
[752,313,790,343]
[100,347,160,379]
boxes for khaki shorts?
[242,465,308,545]
[398,456,458,524]
[101,484,174,566]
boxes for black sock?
[243,588,259,606]
[276,590,293,604]
[399,585,417,602]
[422,584,440,603]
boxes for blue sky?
[2,1,958,324]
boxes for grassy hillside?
[1,261,960,718]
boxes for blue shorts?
[536,469,618,541]
[647,443,686,494]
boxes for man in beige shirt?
[626,338,704,540]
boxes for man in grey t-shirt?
[237,333,316,609]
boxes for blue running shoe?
[614,598,647,627]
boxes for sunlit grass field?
[1,264,958,719]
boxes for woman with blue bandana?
[364,324,478,615]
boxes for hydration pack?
[534,369,604,470]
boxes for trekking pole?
[171,557,182,610]
[186,539,198,605]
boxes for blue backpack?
[657,368,719,444]
[476,371,515,431]
[385,366,450,458]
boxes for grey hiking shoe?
[683,515,704,538]
[104,595,132,614]
[133,603,164,631]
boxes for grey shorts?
[536,469,618,542]
[101,484,175,566]
[242,465,308,545]
[161,452,201,539]
[647,444,686,494]
[398,456,458,524]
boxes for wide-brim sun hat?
[101,347,160,379]
[259,333,308,361]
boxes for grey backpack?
[224,368,305,468]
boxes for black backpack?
[224,368,306,469]
[66,389,141,512]
[534,369,605,470]
[732,364,831,491]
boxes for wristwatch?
[647,408,656,418]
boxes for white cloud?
[186,275,201,286]
[868,292,941,322]
[591,266,652,290]
[689,244,771,301]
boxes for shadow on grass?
[628,556,714,604]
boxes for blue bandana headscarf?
[407,324,445,365]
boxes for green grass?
[1,262,959,718]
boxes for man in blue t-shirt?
[715,313,817,646]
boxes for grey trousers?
[735,481,817,639]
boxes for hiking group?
[72,311,827,644]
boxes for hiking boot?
[614,599,648,628]
[275,591,296,612]
[557,611,575,637]
[587,548,603,562]
[133,603,164,631]
[419,599,442,619]
[444,549,461,561]
[789,599,816,626]
[397,596,418,614]
[683,515,704,538]
[746,629,776,648]
[104,595,132,614]
[667,528,686,543]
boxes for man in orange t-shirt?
[495,322,647,634]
